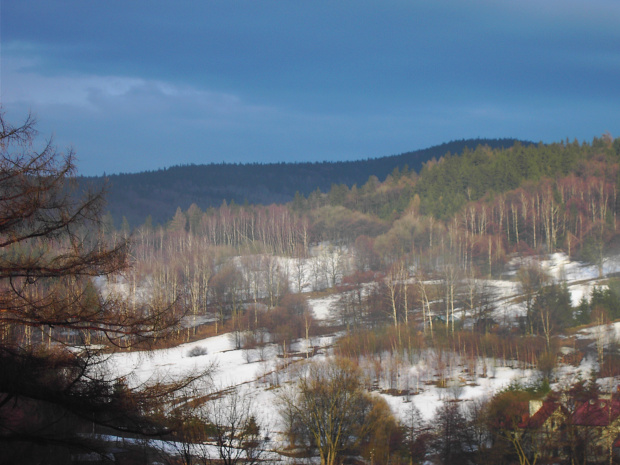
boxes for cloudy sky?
[2,1,619,175]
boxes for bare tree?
[415,269,435,337]
[385,264,402,330]
[278,357,395,465]
[441,261,461,334]
[201,388,267,465]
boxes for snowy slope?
[104,252,620,459]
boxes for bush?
[187,346,208,357]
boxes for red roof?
[525,402,560,429]
[573,398,620,426]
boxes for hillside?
[80,138,524,226]
[9,112,620,463]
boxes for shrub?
[187,346,208,357]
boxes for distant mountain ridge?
[82,138,528,226]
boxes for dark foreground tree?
[431,401,474,465]
[0,112,209,463]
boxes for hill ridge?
[81,138,528,226]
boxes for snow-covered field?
[466,252,620,324]
[307,294,340,321]
[106,252,620,460]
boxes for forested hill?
[81,138,525,226]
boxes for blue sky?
[2,1,619,175]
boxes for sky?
[2,1,619,176]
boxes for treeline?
[168,202,309,256]
[90,135,620,349]
[71,133,620,351]
[107,135,620,285]
[86,138,523,226]
[283,135,620,269]
[291,135,620,219]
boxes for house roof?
[573,398,620,427]
[525,402,561,429]
[515,401,562,429]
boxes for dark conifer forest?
[83,138,525,226]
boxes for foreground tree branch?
[0,111,208,463]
